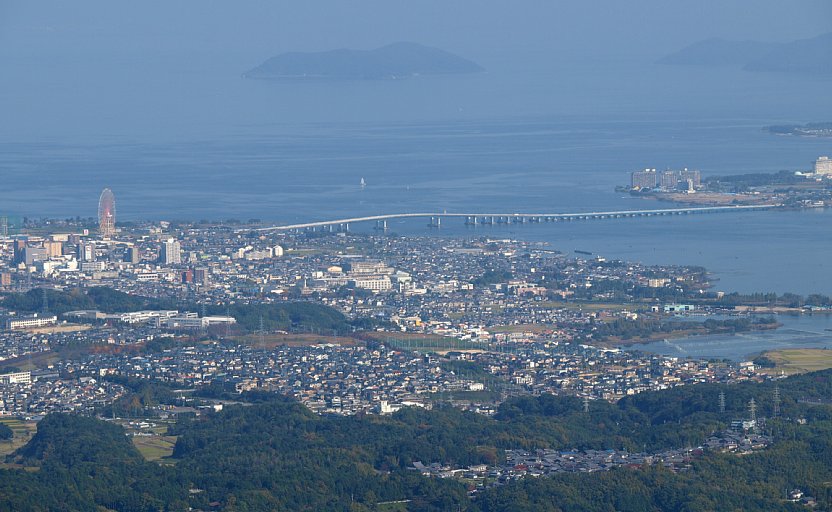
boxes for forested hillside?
[0,370,830,511]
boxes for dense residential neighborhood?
[0,224,779,419]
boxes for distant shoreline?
[765,122,832,138]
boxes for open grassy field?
[375,501,409,512]
[429,390,502,402]
[369,334,487,352]
[489,324,557,334]
[0,351,61,372]
[25,324,91,334]
[0,418,38,467]
[536,300,643,312]
[760,348,832,375]
[131,435,178,462]
[0,343,110,372]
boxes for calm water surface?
[2,58,831,295]
[635,313,832,361]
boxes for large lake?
[634,313,832,362]
[1,55,831,295]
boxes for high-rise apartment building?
[679,168,701,188]
[194,267,210,285]
[630,168,657,189]
[78,242,95,262]
[125,247,140,264]
[12,240,26,264]
[23,246,48,266]
[43,241,63,258]
[160,239,181,265]
[660,170,679,190]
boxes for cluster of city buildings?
[0,213,770,418]
[446,341,762,402]
[45,335,765,416]
[416,429,771,488]
[0,370,124,417]
[630,168,702,192]
[60,342,469,415]
[629,156,832,194]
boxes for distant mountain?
[244,42,484,80]
[659,38,780,67]
[660,32,832,75]
[744,32,832,74]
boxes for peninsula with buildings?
[624,155,832,207]
[767,122,832,138]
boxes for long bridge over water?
[251,204,779,232]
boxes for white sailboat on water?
[360,177,366,189]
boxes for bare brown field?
[231,333,362,349]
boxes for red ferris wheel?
[98,188,116,237]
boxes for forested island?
[244,42,483,80]
[660,32,832,76]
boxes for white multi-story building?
[106,310,179,324]
[160,238,181,265]
[349,275,392,291]
[77,242,95,262]
[160,314,236,330]
[7,315,58,330]
[815,156,832,175]
[0,371,31,385]
[80,261,106,273]
[348,261,393,275]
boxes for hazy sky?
[2,1,830,65]
[1,1,830,141]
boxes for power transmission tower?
[200,303,207,334]
[259,315,265,347]
[583,396,590,413]
[718,390,726,414]
[225,307,231,338]
[42,288,49,315]
[773,385,781,418]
